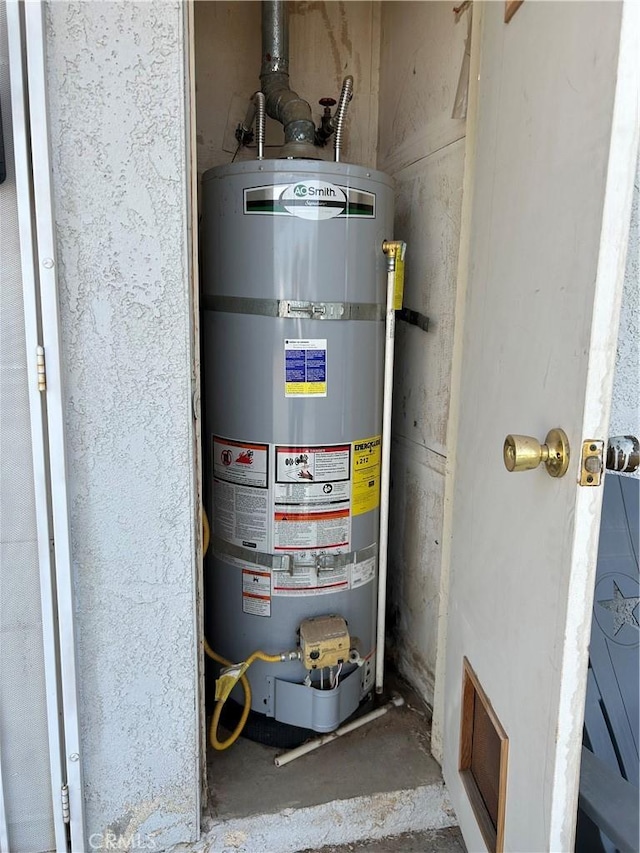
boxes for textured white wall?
[45,2,199,846]
[610,156,639,477]
[378,1,467,705]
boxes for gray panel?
[0,2,55,848]
[202,161,393,730]
[579,747,639,853]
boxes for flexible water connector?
[254,91,266,160]
[238,98,257,142]
[334,75,354,163]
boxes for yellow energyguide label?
[352,435,382,516]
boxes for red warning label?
[242,568,271,617]
[274,509,350,551]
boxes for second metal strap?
[203,295,385,322]
[212,536,378,575]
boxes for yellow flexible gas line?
[202,506,210,558]
[202,508,288,751]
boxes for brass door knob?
[503,428,570,477]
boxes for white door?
[433,2,639,851]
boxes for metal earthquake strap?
[314,542,378,572]
[212,536,377,575]
[202,295,385,322]
[396,306,430,333]
[212,536,292,572]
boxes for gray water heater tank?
[201,159,393,739]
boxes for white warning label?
[272,564,349,597]
[361,648,376,696]
[213,437,269,550]
[242,568,271,617]
[351,556,377,589]
[273,510,350,552]
[272,551,377,597]
[275,444,350,484]
[213,437,268,488]
[273,444,351,556]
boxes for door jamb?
[183,0,206,826]
[431,0,485,765]
[6,1,71,848]
[17,1,89,847]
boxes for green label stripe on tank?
[244,184,375,218]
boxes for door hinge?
[580,440,604,486]
[60,784,70,824]
[36,345,46,392]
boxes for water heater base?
[219,699,314,749]
[216,693,376,750]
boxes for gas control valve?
[299,615,350,670]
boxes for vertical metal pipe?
[262,0,288,74]
[260,0,316,157]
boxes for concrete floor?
[308,827,466,852]
[190,674,458,853]
[207,675,439,820]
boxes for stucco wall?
[45,2,199,846]
[610,156,639,477]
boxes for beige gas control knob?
[503,428,570,478]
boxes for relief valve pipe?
[376,240,406,694]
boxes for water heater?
[201,159,393,743]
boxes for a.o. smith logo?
[292,183,335,198]
[244,182,376,220]
[281,180,347,220]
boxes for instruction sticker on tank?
[242,568,271,617]
[284,339,327,397]
[273,444,351,555]
[351,555,377,589]
[244,183,376,219]
[273,508,350,554]
[271,552,376,598]
[213,437,270,550]
[272,563,350,597]
[360,648,376,697]
[213,437,268,488]
[351,436,382,516]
